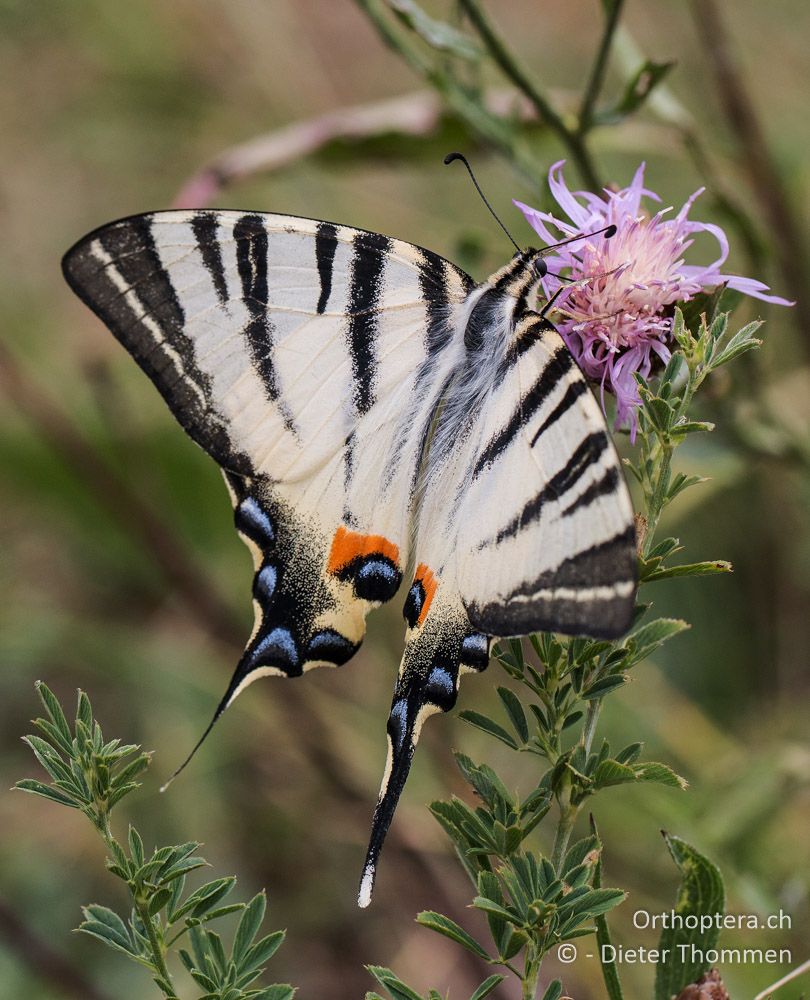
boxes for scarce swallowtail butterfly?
[62,183,637,907]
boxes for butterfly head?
[485,247,550,303]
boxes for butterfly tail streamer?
[159,647,262,792]
[358,684,433,908]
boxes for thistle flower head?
[515,161,792,434]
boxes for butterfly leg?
[358,580,490,907]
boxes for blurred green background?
[1,2,808,998]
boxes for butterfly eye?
[533,258,548,279]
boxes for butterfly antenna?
[444,151,521,254]
[541,224,617,254]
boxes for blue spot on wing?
[460,633,490,671]
[424,665,457,710]
[253,563,277,604]
[235,496,275,547]
[352,557,401,603]
[305,628,359,666]
[403,580,425,628]
[387,698,409,751]
[245,627,300,675]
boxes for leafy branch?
[15,682,295,1000]
[356,0,675,190]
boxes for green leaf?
[110,754,151,789]
[615,742,643,765]
[107,784,141,809]
[711,319,763,368]
[233,891,266,966]
[654,834,725,1000]
[642,560,732,583]
[646,537,681,560]
[633,762,688,790]
[679,288,726,332]
[540,982,563,1000]
[623,618,689,666]
[148,887,173,916]
[471,896,519,925]
[170,877,237,923]
[666,474,708,503]
[21,735,71,781]
[458,711,518,749]
[637,383,675,434]
[389,0,481,60]
[561,888,626,919]
[78,904,136,958]
[76,690,93,731]
[592,759,629,790]
[243,930,285,971]
[672,420,715,437]
[366,966,425,1000]
[593,759,686,791]
[561,710,583,730]
[253,987,296,1000]
[496,687,529,743]
[469,975,504,1000]
[206,927,228,975]
[581,675,627,700]
[128,826,144,867]
[35,682,73,746]
[416,911,491,960]
[14,778,79,808]
[561,836,599,876]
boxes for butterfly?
[62,199,636,907]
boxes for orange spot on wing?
[327,525,400,575]
[414,563,438,626]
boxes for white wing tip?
[357,865,375,909]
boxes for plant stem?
[134,896,175,997]
[458,0,602,189]
[95,818,177,997]
[579,0,625,131]
[551,795,577,873]
[521,949,541,1000]
[642,442,673,558]
[582,698,602,756]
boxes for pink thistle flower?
[514,161,792,435]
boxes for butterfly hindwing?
[358,259,636,903]
[457,316,636,636]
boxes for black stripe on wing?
[233,214,298,435]
[473,345,576,478]
[315,222,338,314]
[486,431,610,546]
[61,213,250,476]
[468,525,637,639]
[417,247,459,354]
[192,212,229,306]
[529,379,589,447]
[347,231,390,415]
